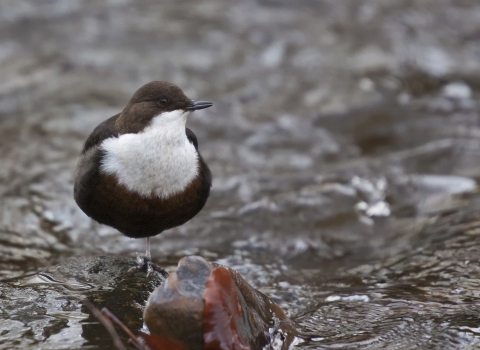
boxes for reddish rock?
[143,256,297,350]
[143,256,211,350]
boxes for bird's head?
[117,81,212,134]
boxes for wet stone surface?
[2,0,480,349]
[143,255,297,349]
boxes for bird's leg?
[145,236,151,259]
[143,237,155,276]
[128,237,169,278]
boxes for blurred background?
[2,0,480,349]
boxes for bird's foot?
[128,255,169,278]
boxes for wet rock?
[143,256,297,350]
[143,256,209,350]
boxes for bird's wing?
[82,114,120,154]
[74,113,120,212]
[185,127,199,150]
[185,127,212,188]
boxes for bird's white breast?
[100,110,199,199]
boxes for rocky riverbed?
[2,0,480,349]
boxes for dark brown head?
[116,81,212,134]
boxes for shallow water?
[2,0,480,349]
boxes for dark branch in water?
[81,300,127,350]
[101,307,149,350]
[82,300,151,350]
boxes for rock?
[143,256,210,350]
[143,256,297,350]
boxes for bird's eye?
[160,98,168,104]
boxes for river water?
[1,0,480,349]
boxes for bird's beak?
[186,100,213,111]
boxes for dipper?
[74,81,212,274]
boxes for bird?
[74,81,213,275]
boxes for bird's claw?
[128,255,169,279]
